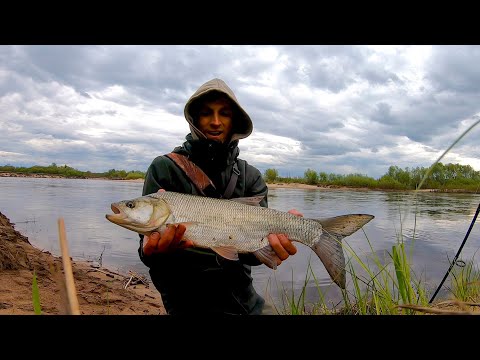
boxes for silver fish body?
[106,191,374,289]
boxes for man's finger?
[277,234,297,255]
[168,224,187,250]
[143,232,160,256]
[267,234,290,261]
[177,240,195,249]
[156,225,177,253]
[288,209,303,217]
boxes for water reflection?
[384,191,477,218]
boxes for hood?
[184,78,253,143]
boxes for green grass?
[340,229,429,315]
[32,270,42,315]
[447,255,480,302]
[267,260,340,315]
[106,287,110,315]
[268,234,476,315]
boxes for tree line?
[0,163,145,180]
[2,162,480,191]
[264,162,480,191]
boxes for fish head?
[105,195,171,235]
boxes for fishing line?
[429,201,480,304]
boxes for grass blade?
[32,270,42,315]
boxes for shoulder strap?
[165,153,217,197]
[222,161,240,199]
[165,152,240,199]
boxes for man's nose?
[210,112,221,125]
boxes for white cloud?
[1,45,479,178]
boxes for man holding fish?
[106,78,374,314]
[138,78,301,315]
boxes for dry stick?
[397,304,477,315]
[58,218,80,315]
[436,300,480,307]
[124,276,134,289]
[89,268,126,279]
[128,270,149,286]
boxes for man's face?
[196,98,234,143]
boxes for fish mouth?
[111,204,120,214]
[105,204,127,224]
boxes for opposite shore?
[0,171,469,193]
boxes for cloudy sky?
[1,45,479,179]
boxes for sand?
[0,210,166,315]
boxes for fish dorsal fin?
[230,196,264,206]
[211,246,239,261]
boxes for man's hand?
[264,208,303,269]
[143,224,194,256]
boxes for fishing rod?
[429,201,480,304]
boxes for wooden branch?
[436,300,480,307]
[89,267,125,279]
[58,218,80,315]
[124,276,134,289]
[397,304,477,315]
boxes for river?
[1,176,479,307]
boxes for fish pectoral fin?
[211,246,239,261]
[253,244,278,270]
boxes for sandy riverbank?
[0,210,165,315]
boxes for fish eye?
[126,201,135,209]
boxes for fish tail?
[311,214,374,289]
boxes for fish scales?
[156,191,322,252]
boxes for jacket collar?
[173,133,239,169]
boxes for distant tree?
[264,168,279,183]
[304,168,318,185]
[318,171,328,183]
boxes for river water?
[1,176,479,307]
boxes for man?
[138,78,300,315]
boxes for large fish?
[105,191,374,289]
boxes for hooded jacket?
[138,78,269,315]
